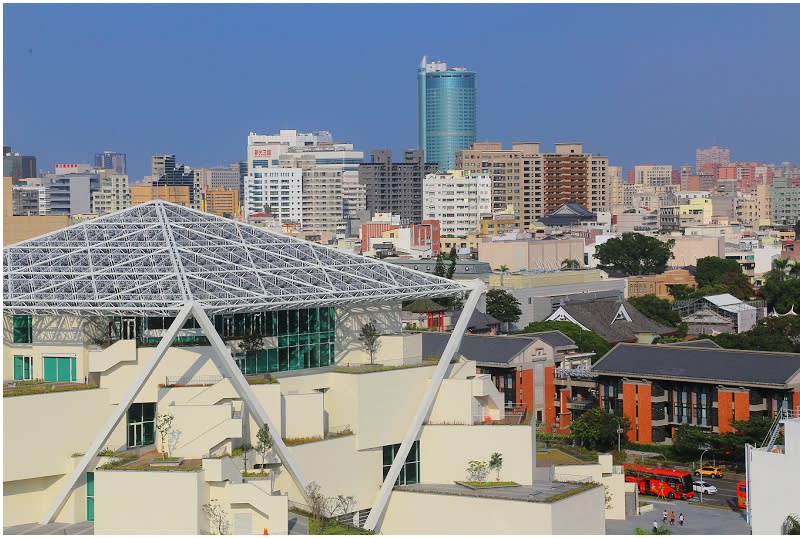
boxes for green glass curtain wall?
[42,356,76,383]
[12,315,32,344]
[13,355,32,381]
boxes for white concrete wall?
[420,425,533,485]
[166,402,240,458]
[94,470,203,534]
[282,392,324,439]
[378,487,605,534]
[552,454,627,520]
[750,420,800,535]
[273,435,382,512]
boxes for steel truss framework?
[4,200,467,316]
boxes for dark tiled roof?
[664,339,722,349]
[421,333,535,365]
[451,309,501,332]
[518,330,577,350]
[592,343,800,387]
[558,299,674,343]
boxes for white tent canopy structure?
[4,200,467,316]
[3,200,482,530]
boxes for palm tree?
[781,514,800,535]
[773,258,790,282]
[788,260,800,279]
[498,265,509,287]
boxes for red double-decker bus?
[736,480,747,509]
[623,464,695,500]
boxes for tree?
[518,320,610,361]
[239,328,265,356]
[446,247,458,280]
[719,271,753,300]
[466,460,489,482]
[202,499,230,535]
[594,233,675,275]
[712,316,800,353]
[667,284,694,301]
[255,424,273,471]
[569,408,630,451]
[561,258,581,270]
[628,295,682,328]
[489,452,503,481]
[486,289,522,333]
[781,514,800,535]
[433,255,446,278]
[498,264,510,287]
[306,482,328,526]
[695,257,743,288]
[155,413,175,458]
[358,322,381,365]
[671,425,709,460]
[760,259,800,313]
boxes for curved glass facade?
[418,68,476,172]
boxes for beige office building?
[457,142,609,229]
[130,185,191,207]
[479,237,586,272]
[204,187,240,219]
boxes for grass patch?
[247,374,279,385]
[326,427,353,440]
[309,519,373,535]
[458,481,520,489]
[544,482,601,503]
[4,382,98,397]
[241,471,270,478]
[536,448,585,466]
[284,435,324,446]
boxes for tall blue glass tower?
[417,57,476,172]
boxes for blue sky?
[4,3,800,181]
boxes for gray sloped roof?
[451,309,501,331]
[3,201,468,316]
[518,330,577,350]
[663,339,722,349]
[557,299,674,343]
[422,332,535,365]
[592,343,800,387]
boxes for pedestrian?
[652,520,659,534]
[662,509,668,523]
[679,513,684,527]
[670,511,676,526]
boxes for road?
[689,470,745,511]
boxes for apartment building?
[358,149,437,224]
[91,173,130,215]
[204,186,239,219]
[634,164,673,187]
[457,142,610,229]
[696,145,731,171]
[194,165,241,193]
[771,177,800,225]
[423,169,491,236]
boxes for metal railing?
[555,367,598,380]
[567,398,598,411]
[164,374,224,387]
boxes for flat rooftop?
[395,481,598,503]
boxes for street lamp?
[615,416,624,453]
[698,445,710,503]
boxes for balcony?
[567,397,598,411]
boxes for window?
[43,356,77,382]
[127,403,156,448]
[12,315,32,344]
[13,355,33,381]
[382,440,420,486]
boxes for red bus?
[623,464,695,500]
[736,480,747,509]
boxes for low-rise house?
[546,298,674,344]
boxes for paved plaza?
[606,500,750,535]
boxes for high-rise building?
[3,147,37,183]
[12,185,49,215]
[695,145,731,172]
[244,131,362,233]
[634,165,673,187]
[91,173,131,215]
[457,142,609,229]
[43,172,100,216]
[358,149,437,225]
[771,177,800,226]
[94,151,127,175]
[417,57,476,172]
[149,154,201,209]
[423,170,491,236]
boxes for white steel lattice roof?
[3,201,468,316]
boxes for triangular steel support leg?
[363,280,485,531]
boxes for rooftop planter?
[455,481,521,490]
[3,381,98,398]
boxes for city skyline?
[4,3,800,181]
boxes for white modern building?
[3,201,608,535]
[747,411,800,535]
[244,131,363,233]
[423,170,491,236]
[244,167,303,225]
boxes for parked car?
[693,481,718,494]
[694,466,724,478]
